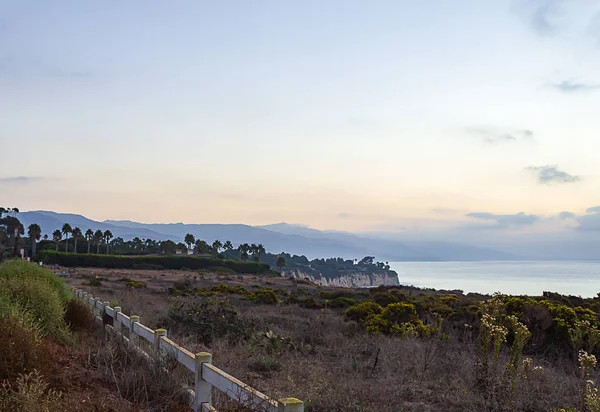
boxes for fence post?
[278,398,304,412]
[91,297,98,316]
[98,300,105,321]
[154,329,167,352]
[130,315,140,346]
[194,352,212,412]
[93,297,100,316]
[103,301,110,316]
[113,307,122,335]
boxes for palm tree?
[85,229,94,254]
[238,243,250,262]
[276,256,286,272]
[184,234,195,251]
[43,234,48,241]
[52,230,62,252]
[61,223,72,253]
[257,244,265,261]
[72,227,82,253]
[94,230,103,254]
[104,230,113,254]
[194,239,211,254]
[27,224,42,258]
[212,240,222,255]
[223,241,233,259]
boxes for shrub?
[381,302,418,324]
[373,292,400,307]
[161,298,255,346]
[40,251,271,274]
[250,329,295,354]
[345,302,383,324]
[246,289,280,305]
[131,263,164,270]
[64,299,94,332]
[87,278,102,287]
[125,280,147,289]
[298,298,324,309]
[247,357,282,373]
[0,261,72,344]
[329,297,356,308]
[0,315,56,382]
[0,370,62,412]
[211,284,248,294]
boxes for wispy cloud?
[514,0,565,35]
[525,165,581,184]
[0,176,45,184]
[558,211,576,220]
[467,127,534,144]
[575,206,600,231]
[466,211,541,227]
[549,80,600,93]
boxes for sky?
[1,0,600,238]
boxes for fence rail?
[72,287,303,412]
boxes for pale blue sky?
[1,0,600,234]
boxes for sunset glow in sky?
[1,1,599,233]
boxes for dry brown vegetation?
[59,266,599,412]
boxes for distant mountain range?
[17,210,524,262]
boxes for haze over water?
[389,261,600,298]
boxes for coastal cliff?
[282,268,399,287]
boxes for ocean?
[388,261,600,298]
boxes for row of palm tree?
[183,234,264,262]
[51,224,114,254]
[185,234,235,257]
[237,243,265,262]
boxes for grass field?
[58,264,600,412]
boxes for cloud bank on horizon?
[1,0,599,235]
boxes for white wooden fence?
[72,287,304,412]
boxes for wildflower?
[579,350,597,377]
[579,350,597,370]
[533,366,543,372]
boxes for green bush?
[0,261,72,344]
[244,288,280,305]
[381,302,418,324]
[40,251,271,274]
[126,280,147,289]
[329,297,356,308]
[345,301,383,324]
[211,284,248,294]
[298,298,324,309]
[161,298,254,346]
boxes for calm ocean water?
[388,261,600,298]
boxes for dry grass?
[60,266,592,412]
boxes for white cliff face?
[282,269,399,288]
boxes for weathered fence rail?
[72,287,303,412]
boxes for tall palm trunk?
[106,243,109,254]
[65,237,68,253]
[55,242,58,252]
[74,238,78,254]
[87,240,91,254]
[96,242,100,254]
[32,240,37,258]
